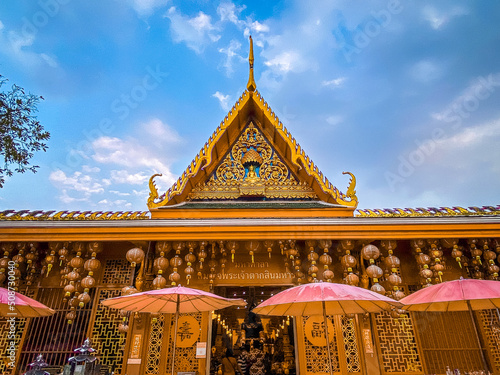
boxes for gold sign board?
[304,316,335,347]
[172,315,200,347]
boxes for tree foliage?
[0,75,50,187]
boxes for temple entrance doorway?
[210,286,296,375]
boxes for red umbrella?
[253,282,402,375]
[399,277,500,311]
[400,277,500,372]
[0,287,55,317]
[102,285,246,375]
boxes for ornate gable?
[147,37,358,212]
[188,122,317,200]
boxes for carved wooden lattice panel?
[374,311,422,374]
[341,317,361,373]
[478,309,500,372]
[91,289,126,374]
[101,259,133,285]
[146,314,165,375]
[165,313,202,374]
[414,311,484,374]
[302,316,340,374]
[18,288,93,373]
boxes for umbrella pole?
[171,295,180,375]
[322,301,334,375]
[466,300,488,372]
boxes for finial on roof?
[247,35,256,92]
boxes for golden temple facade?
[0,38,499,375]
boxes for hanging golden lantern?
[156,241,172,256]
[225,241,238,262]
[245,241,261,263]
[126,247,145,267]
[345,272,359,286]
[361,244,380,264]
[64,283,75,297]
[170,255,183,268]
[66,310,77,324]
[264,240,274,258]
[66,270,80,282]
[154,256,169,274]
[416,253,430,265]
[384,255,400,269]
[88,242,104,255]
[84,257,101,272]
[341,253,356,269]
[118,323,129,333]
[197,241,208,272]
[121,286,138,296]
[371,283,385,295]
[380,240,397,251]
[323,269,334,282]
[388,273,402,286]
[78,292,91,308]
[184,265,195,285]
[410,239,426,249]
[153,274,167,289]
[366,265,383,280]
[394,290,405,300]
[80,275,96,290]
[339,240,354,251]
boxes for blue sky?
[1,0,499,212]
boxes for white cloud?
[91,136,169,172]
[110,170,149,185]
[141,118,181,143]
[217,2,245,25]
[212,91,231,111]
[128,0,169,16]
[439,119,500,149]
[166,7,220,53]
[218,39,245,75]
[0,25,59,68]
[97,199,133,209]
[248,20,269,33]
[110,190,131,196]
[59,189,90,204]
[264,51,305,73]
[322,77,346,88]
[49,170,104,195]
[422,6,468,30]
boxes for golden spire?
[247,35,256,92]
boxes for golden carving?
[356,206,500,217]
[0,210,149,221]
[188,123,317,200]
[147,87,357,209]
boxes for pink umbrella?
[102,285,246,375]
[0,287,55,317]
[253,282,402,375]
[400,277,500,372]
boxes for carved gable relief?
[188,123,317,200]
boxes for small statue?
[24,354,49,375]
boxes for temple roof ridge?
[0,205,499,221]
